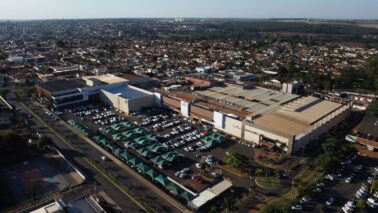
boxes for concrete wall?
[99,89,154,115]
[244,124,262,142]
[191,105,213,121]
[100,89,123,110]
[215,116,243,138]
[244,124,291,145]
[294,105,351,153]
[128,95,155,113]
[162,96,181,109]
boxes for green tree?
[0,51,8,60]
[366,100,378,116]
[371,180,378,193]
[335,68,359,89]
[56,40,65,48]
[0,88,9,97]
[321,137,339,153]
[315,153,338,172]
[0,131,26,151]
[356,199,366,212]
[223,195,233,211]
[365,56,378,90]
[37,135,53,151]
[209,205,220,213]
[224,150,248,169]
[255,168,263,177]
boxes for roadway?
[15,99,146,213]
[18,99,187,213]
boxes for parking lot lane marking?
[61,120,188,213]
[29,100,187,213]
[19,101,150,213]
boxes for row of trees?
[366,99,378,116]
[334,56,378,91]
[0,131,28,167]
[224,150,248,169]
[314,137,356,172]
[275,55,378,93]
[0,51,8,60]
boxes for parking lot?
[55,103,258,197]
[294,155,378,213]
[32,100,378,213]
[26,99,378,213]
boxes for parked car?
[326,174,335,181]
[326,197,335,206]
[299,196,311,204]
[211,171,221,178]
[345,176,353,183]
[367,197,378,208]
[291,205,303,211]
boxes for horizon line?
[0,17,378,21]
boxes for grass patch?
[217,164,247,177]
[294,166,322,185]
[256,177,280,189]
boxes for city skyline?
[0,0,377,20]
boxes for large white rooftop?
[197,84,298,116]
[103,84,152,100]
[189,179,232,209]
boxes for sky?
[0,0,377,20]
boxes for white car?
[374,191,378,198]
[326,174,335,181]
[291,205,303,211]
[342,206,351,213]
[179,173,187,178]
[345,177,352,183]
[368,176,374,184]
[195,163,203,169]
[211,171,221,178]
[300,196,311,204]
[356,191,367,199]
[368,197,378,206]
[345,201,355,209]
[358,188,367,194]
[368,201,377,208]
[326,197,335,206]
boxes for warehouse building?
[36,75,156,113]
[159,84,351,155]
[100,84,155,114]
[244,96,351,154]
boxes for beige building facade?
[99,85,155,115]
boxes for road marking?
[62,117,188,212]
[20,101,150,213]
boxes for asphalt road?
[20,99,185,213]
[15,100,146,213]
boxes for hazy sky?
[0,0,377,20]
